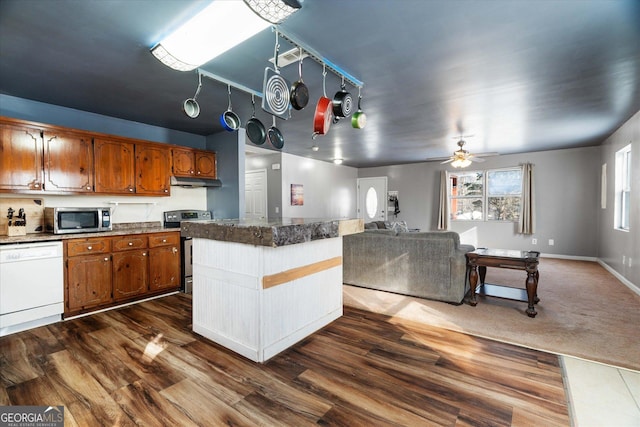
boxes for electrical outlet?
[275,206,279,213]
[532,238,537,245]
[623,255,626,265]
[548,239,554,246]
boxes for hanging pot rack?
[191,26,363,103]
[275,28,364,90]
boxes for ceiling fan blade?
[473,152,499,158]
[469,157,485,163]
[440,158,454,164]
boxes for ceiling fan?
[431,136,498,168]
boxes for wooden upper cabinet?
[1,117,195,196]
[172,147,216,179]
[195,150,217,178]
[0,121,43,191]
[94,138,136,194]
[43,130,94,193]
[136,143,171,195]
[172,148,196,176]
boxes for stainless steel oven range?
[163,209,212,293]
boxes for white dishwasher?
[0,241,64,336]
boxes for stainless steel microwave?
[44,207,112,234]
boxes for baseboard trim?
[64,291,180,321]
[597,260,640,297]
[540,253,598,262]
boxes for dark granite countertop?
[0,222,178,245]
[181,218,363,247]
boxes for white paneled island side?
[181,218,363,363]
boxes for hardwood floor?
[0,294,570,426]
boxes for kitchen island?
[181,217,363,363]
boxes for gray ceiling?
[1,0,639,168]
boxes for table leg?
[479,266,487,286]
[525,268,538,317]
[469,265,478,306]
[534,270,540,303]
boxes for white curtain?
[438,170,449,230]
[518,163,535,234]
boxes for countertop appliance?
[163,209,212,293]
[45,207,112,234]
[0,241,64,336]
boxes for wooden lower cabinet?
[64,231,180,317]
[148,232,180,291]
[67,254,112,312]
[113,249,148,301]
[149,246,180,291]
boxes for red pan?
[313,96,333,136]
[313,66,333,137]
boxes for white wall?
[280,153,357,219]
[359,145,601,257]
[0,187,207,225]
[598,110,639,289]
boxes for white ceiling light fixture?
[244,0,302,24]
[333,158,343,165]
[151,0,301,72]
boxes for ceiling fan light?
[451,158,472,168]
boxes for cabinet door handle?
[129,187,134,192]
[104,257,109,262]
[128,242,133,246]
[164,189,168,193]
[87,246,92,250]
[143,252,147,256]
[162,239,167,243]
[197,171,201,175]
[86,186,91,190]
[172,247,178,254]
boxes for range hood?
[170,176,222,188]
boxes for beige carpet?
[343,258,640,372]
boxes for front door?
[357,177,387,222]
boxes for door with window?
[357,177,388,222]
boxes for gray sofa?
[343,228,475,304]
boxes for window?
[449,167,522,222]
[365,187,378,219]
[615,144,631,231]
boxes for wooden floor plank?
[111,380,199,427]
[46,350,136,426]
[160,378,255,426]
[0,294,570,426]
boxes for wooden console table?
[466,249,540,317]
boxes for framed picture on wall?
[291,184,304,206]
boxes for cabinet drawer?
[148,232,180,248]
[112,235,148,252]
[66,238,111,257]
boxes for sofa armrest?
[459,244,475,253]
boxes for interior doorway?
[245,169,267,219]
[357,176,388,222]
